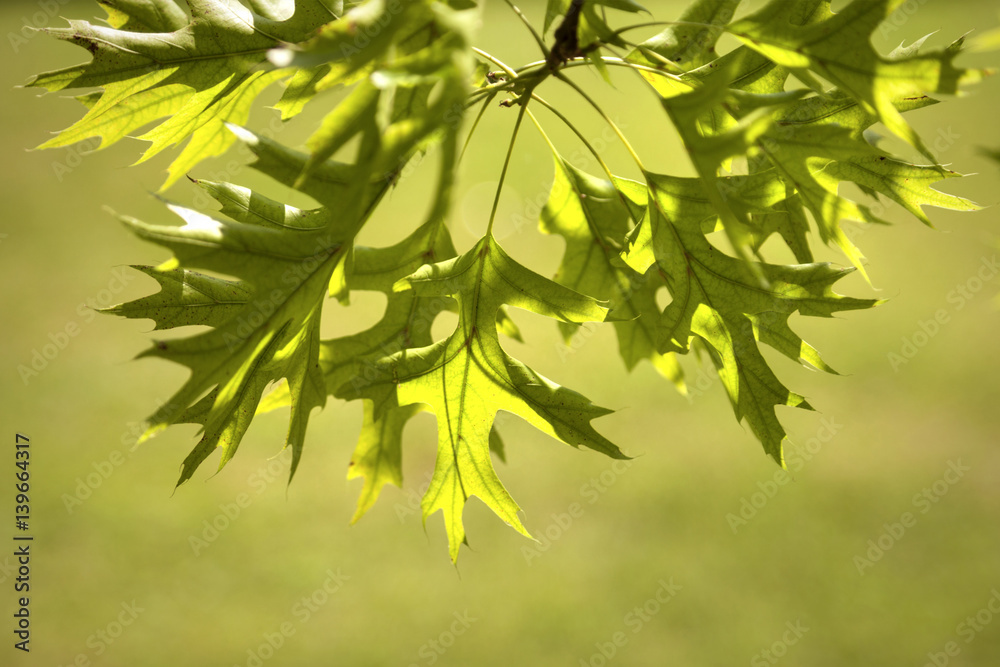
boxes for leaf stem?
[527,95,639,222]
[527,95,614,183]
[486,101,529,238]
[501,0,549,59]
[460,94,493,164]
[514,55,683,82]
[604,20,722,41]
[555,72,645,173]
[467,48,553,108]
[472,47,517,78]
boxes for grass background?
[2,1,999,665]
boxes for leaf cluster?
[25,0,989,560]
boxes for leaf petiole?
[554,72,646,173]
[485,100,530,238]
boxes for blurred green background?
[2,1,999,665]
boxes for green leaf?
[97,0,475,507]
[319,219,459,521]
[274,0,475,81]
[115,197,344,485]
[344,234,625,561]
[347,401,423,523]
[273,65,333,121]
[622,172,879,463]
[679,20,979,275]
[291,0,475,193]
[753,91,978,277]
[655,55,779,270]
[626,0,740,71]
[540,152,685,387]
[32,0,989,563]
[256,218,456,522]
[728,0,986,161]
[252,119,469,524]
[97,0,188,32]
[104,116,405,485]
[99,265,252,330]
[826,156,980,226]
[593,0,646,13]
[27,0,339,189]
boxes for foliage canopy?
[25,0,988,560]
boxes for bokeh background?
[2,0,999,665]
